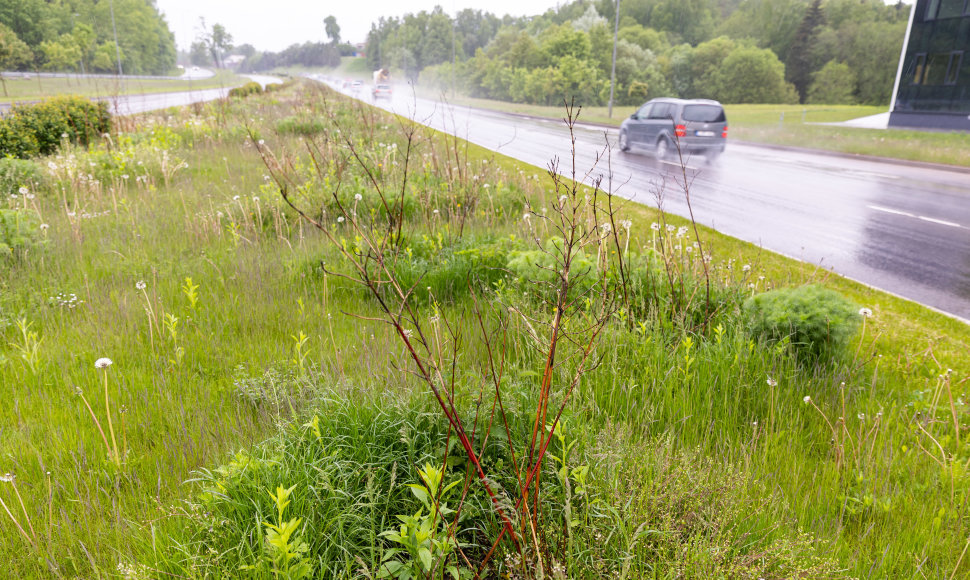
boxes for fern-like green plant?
[743,284,860,361]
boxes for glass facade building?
[890,0,970,130]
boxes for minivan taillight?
[675,124,686,138]
[721,126,729,138]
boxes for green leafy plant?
[243,484,313,580]
[379,462,464,580]
[743,284,860,360]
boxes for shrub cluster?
[228,81,263,98]
[743,284,860,360]
[0,158,43,197]
[0,208,44,259]
[0,96,111,159]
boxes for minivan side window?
[636,104,652,119]
[649,103,672,119]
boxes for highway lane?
[326,80,970,320]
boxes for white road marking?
[918,216,962,228]
[869,205,966,229]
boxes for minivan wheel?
[619,130,630,152]
[655,137,670,161]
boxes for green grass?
[0,70,247,104]
[417,91,970,167]
[0,81,968,578]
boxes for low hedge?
[0,95,111,159]
[228,81,263,98]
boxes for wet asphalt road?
[329,81,970,321]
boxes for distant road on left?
[0,72,280,116]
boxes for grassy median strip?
[0,81,967,578]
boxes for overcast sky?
[155,0,567,53]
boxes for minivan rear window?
[682,105,726,123]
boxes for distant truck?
[373,68,390,84]
[372,68,392,100]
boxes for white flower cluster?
[49,292,83,309]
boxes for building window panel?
[912,54,927,84]
[945,52,963,84]
[924,53,952,84]
[926,0,965,18]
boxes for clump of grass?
[572,427,842,579]
[146,392,527,578]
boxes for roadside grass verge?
[414,90,970,167]
[0,80,966,578]
[0,70,246,104]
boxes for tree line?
[232,16,357,73]
[0,0,175,76]
[366,0,909,106]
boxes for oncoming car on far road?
[619,98,728,163]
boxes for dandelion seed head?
[620,220,632,231]
[39,223,49,231]
[767,377,778,387]
[651,222,660,231]
[354,193,363,201]
[18,187,28,195]
[0,473,14,483]
[858,307,872,318]
[95,357,113,369]
[742,264,751,272]
[337,216,345,223]
[232,195,240,201]
[136,281,146,290]
[803,395,811,404]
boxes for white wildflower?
[620,220,632,231]
[0,473,14,483]
[95,357,113,369]
[18,187,28,195]
[232,195,240,201]
[858,307,872,317]
[742,264,751,272]
[337,216,345,223]
[354,193,363,201]
[766,377,777,387]
[39,223,49,231]
[136,281,146,290]
[803,396,811,404]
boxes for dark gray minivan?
[619,98,728,162]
